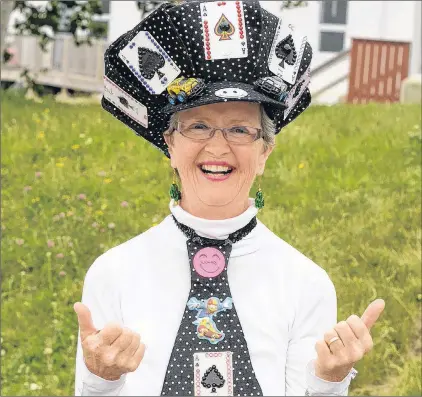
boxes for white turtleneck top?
[75,199,357,396]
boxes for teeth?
[201,165,232,172]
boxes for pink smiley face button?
[193,247,226,278]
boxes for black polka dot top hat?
[102,0,313,158]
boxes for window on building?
[319,31,345,52]
[320,0,348,24]
[101,0,110,14]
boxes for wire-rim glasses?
[174,121,262,144]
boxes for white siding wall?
[4,1,420,100]
[108,1,142,43]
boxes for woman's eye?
[229,126,249,134]
[189,123,210,130]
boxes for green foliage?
[0,91,421,396]
[12,0,105,49]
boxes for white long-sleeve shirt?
[75,199,357,396]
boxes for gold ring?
[327,336,341,348]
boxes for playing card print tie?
[161,216,263,397]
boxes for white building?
[104,0,421,103]
[4,1,421,103]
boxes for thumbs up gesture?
[314,299,385,382]
[74,302,146,381]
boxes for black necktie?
[161,215,263,396]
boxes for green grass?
[1,91,421,396]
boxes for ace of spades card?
[194,352,234,396]
[118,31,180,95]
[283,66,310,120]
[268,19,307,85]
[200,1,248,60]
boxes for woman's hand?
[74,302,146,381]
[314,298,385,382]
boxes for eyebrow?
[182,118,253,125]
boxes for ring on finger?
[327,336,341,349]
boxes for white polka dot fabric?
[101,0,313,159]
[160,215,262,396]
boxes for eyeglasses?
[174,121,262,144]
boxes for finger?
[361,299,385,331]
[324,329,344,354]
[98,322,124,346]
[74,302,98,341]
[132,341,147,367]
[346,314,367,340]
[120,342,146,373]
[111,327,135,351]
[315,340,333,365]
[334,321,357,347]
[121,332,141,357]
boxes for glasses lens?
[179,122,212,140]
[225,126,260,143]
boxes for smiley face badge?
[193,247,227,278]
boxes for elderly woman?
[74,1,385,396]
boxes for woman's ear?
[164,133,173,153]
[257,144,274,175]
[163,133,177,168]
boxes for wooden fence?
[347,38,410,103]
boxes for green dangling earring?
[169,168,182,204]
[255,175,264,209]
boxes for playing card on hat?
[268,18,308,85]
[200,1,248,60]
[118,30,181,94]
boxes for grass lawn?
[1,91,421,396]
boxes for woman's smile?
[197,160,236,182]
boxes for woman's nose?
[204,129,231,155]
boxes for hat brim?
[160,81,287,114]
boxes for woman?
[74,1,385,396]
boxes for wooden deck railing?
[2,34,108,93]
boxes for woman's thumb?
[74,302,98,341]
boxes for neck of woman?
[178,196,251,220]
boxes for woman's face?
[164,101,273,208]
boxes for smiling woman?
[73,1,384,397]
[162,102,275,218]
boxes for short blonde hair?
[163,104,276,152]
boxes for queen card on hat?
[268,19,307,85]
[200,1,248,60]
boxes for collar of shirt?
[167,198,261,257]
